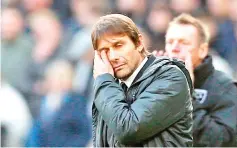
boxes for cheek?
[167,49,174,55]
[180,49,188,55]
[123,52,137,68]
[190,49,200,60]
[165,44,171,52]
[121,48,135,61]
[190,48,200,58]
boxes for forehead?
[166,24,199,40]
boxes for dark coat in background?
[25,92,91,147]
[192,55,237,147]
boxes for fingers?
[164,51,168,56]
[158,50,165,56]
[100,50,110,65]
[152,50,166,56]
[93,50,114,78]
[94,50,100,61]
[152,50,157,55]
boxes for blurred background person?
[227,0,237,80]
[26,9,64,118]
[1,8,33,104]
[64,0,108,116]
[61,0,108,53]
[145,1,173,51]
[206,0,237,77]
[139,27,152,51]
[112,0,149,26]
[198,14,234,79]
[66,28,94,116]
[164,13,237,147]
[1,0,237,146]
[2,0,21,8]
[22,0,53,14]
[25,59,92,147]
[0,76,32,147]
[169,0,203,15]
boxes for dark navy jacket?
[192,56,237,146]
[26,92,91,147]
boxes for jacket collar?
[194,55,214,88]
[115,55,171,86]
[132,55,156,84]
[121,57,148,88]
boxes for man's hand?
[184,51,195,84]
[93,50,114,79]
[152,50,168,56]
[152,49,195,83]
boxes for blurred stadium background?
[1,0,237,147]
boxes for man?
[25,60,91,147]
[91,14,193,147]
[1,8,33,100]
[162,13,237,146]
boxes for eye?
[182,41,190,45]
[115,43,123,48]
[166,39,173,44]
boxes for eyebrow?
[114,40,124,45]
[166,38,189,42]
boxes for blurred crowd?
[1,0,237,147]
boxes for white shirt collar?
[120,57,148,88]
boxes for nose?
[107,47,118,61]
[171,40,181,52]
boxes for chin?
[171,55,184,61]
[115,70,131,80]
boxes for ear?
[198,43,209,59]
[137,34,144,52]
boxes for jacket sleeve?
[193,86,237,147]
[93,65,192,145]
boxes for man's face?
[97,34,144,80]
[165,24,203,68]
[2,9,23,41]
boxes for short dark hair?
[91,14,149,55]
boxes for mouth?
[113,64,125,72]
